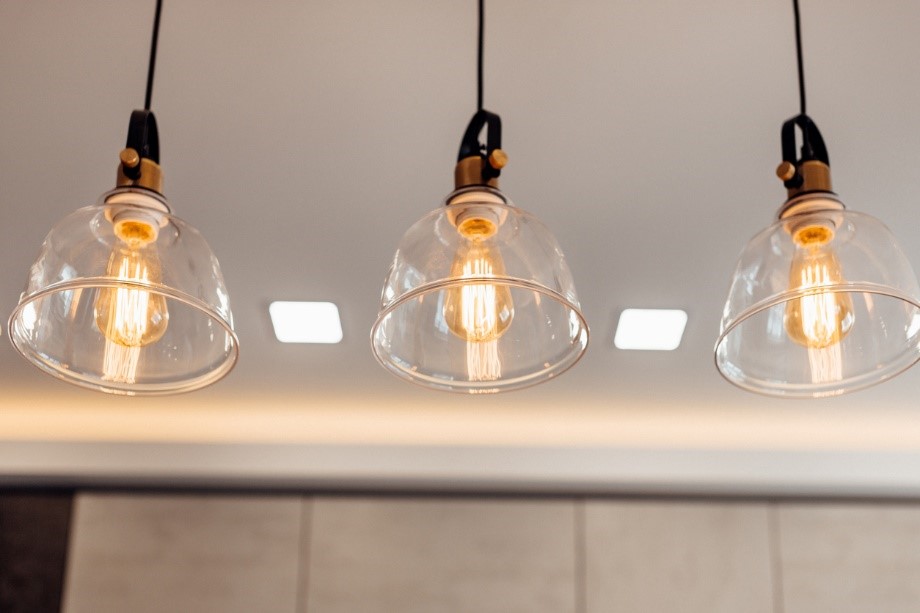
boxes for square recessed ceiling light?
[614,308,688,351]
[269,301,343,344]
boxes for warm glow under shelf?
[269,301,343,344]
[614,308,688,351]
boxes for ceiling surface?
[2,0,920,495]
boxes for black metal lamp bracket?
[457,109,503,182]
[780,113,829,190]
[123,109,160,179]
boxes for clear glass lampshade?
[715,195,920,397]
[371,187,589,393]
[8,187,239,395]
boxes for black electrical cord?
[456,0,502,173]
[793,0,806,116]
[144,0,164,111]
[477,0,484,112]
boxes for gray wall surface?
[59,493,920,613]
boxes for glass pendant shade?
[715,194,920,397]
[8,187,239,395]
[371,187,589,393]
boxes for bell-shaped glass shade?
[715,195,920,397]
[8,188,239,395]
[371,187,589,393]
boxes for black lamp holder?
[780,113,829,191]
[457,109,503,182]
[122,110,160,180]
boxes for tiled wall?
[59,493,920,613]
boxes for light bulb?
[784,223,854,348]
[94,242,168,347]
[94,218,169,383]
[443,218,513,342]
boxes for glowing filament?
[94,222,169,383]
[442,222,514,382]
[784,225,854,349]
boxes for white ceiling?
[2,0,920,495]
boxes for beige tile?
[304,496,576,613]
[778,503,920,613]
[584,500,774,613]
[63,493,303,613]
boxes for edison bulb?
[94,243,168,347]
[784,223,854,348]
[94,218,169,383]
[443,219,513,342]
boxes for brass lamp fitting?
[777,159,832,200]
[454,150,507,190]
[117,147,164,194]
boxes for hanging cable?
[144,0,164,111]
[457,0,503,178]
[793,0,806,116]
[477,0,484,112]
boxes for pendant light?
[714,0,920,397]
[8,0,239,395]
[371,0,589,393]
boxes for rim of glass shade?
[8,277,240,396]
[371,275,590,393]
[714,282,920,397]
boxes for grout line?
[768,503,786,613]
[294,496,313,613]
[574,497,587,613]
